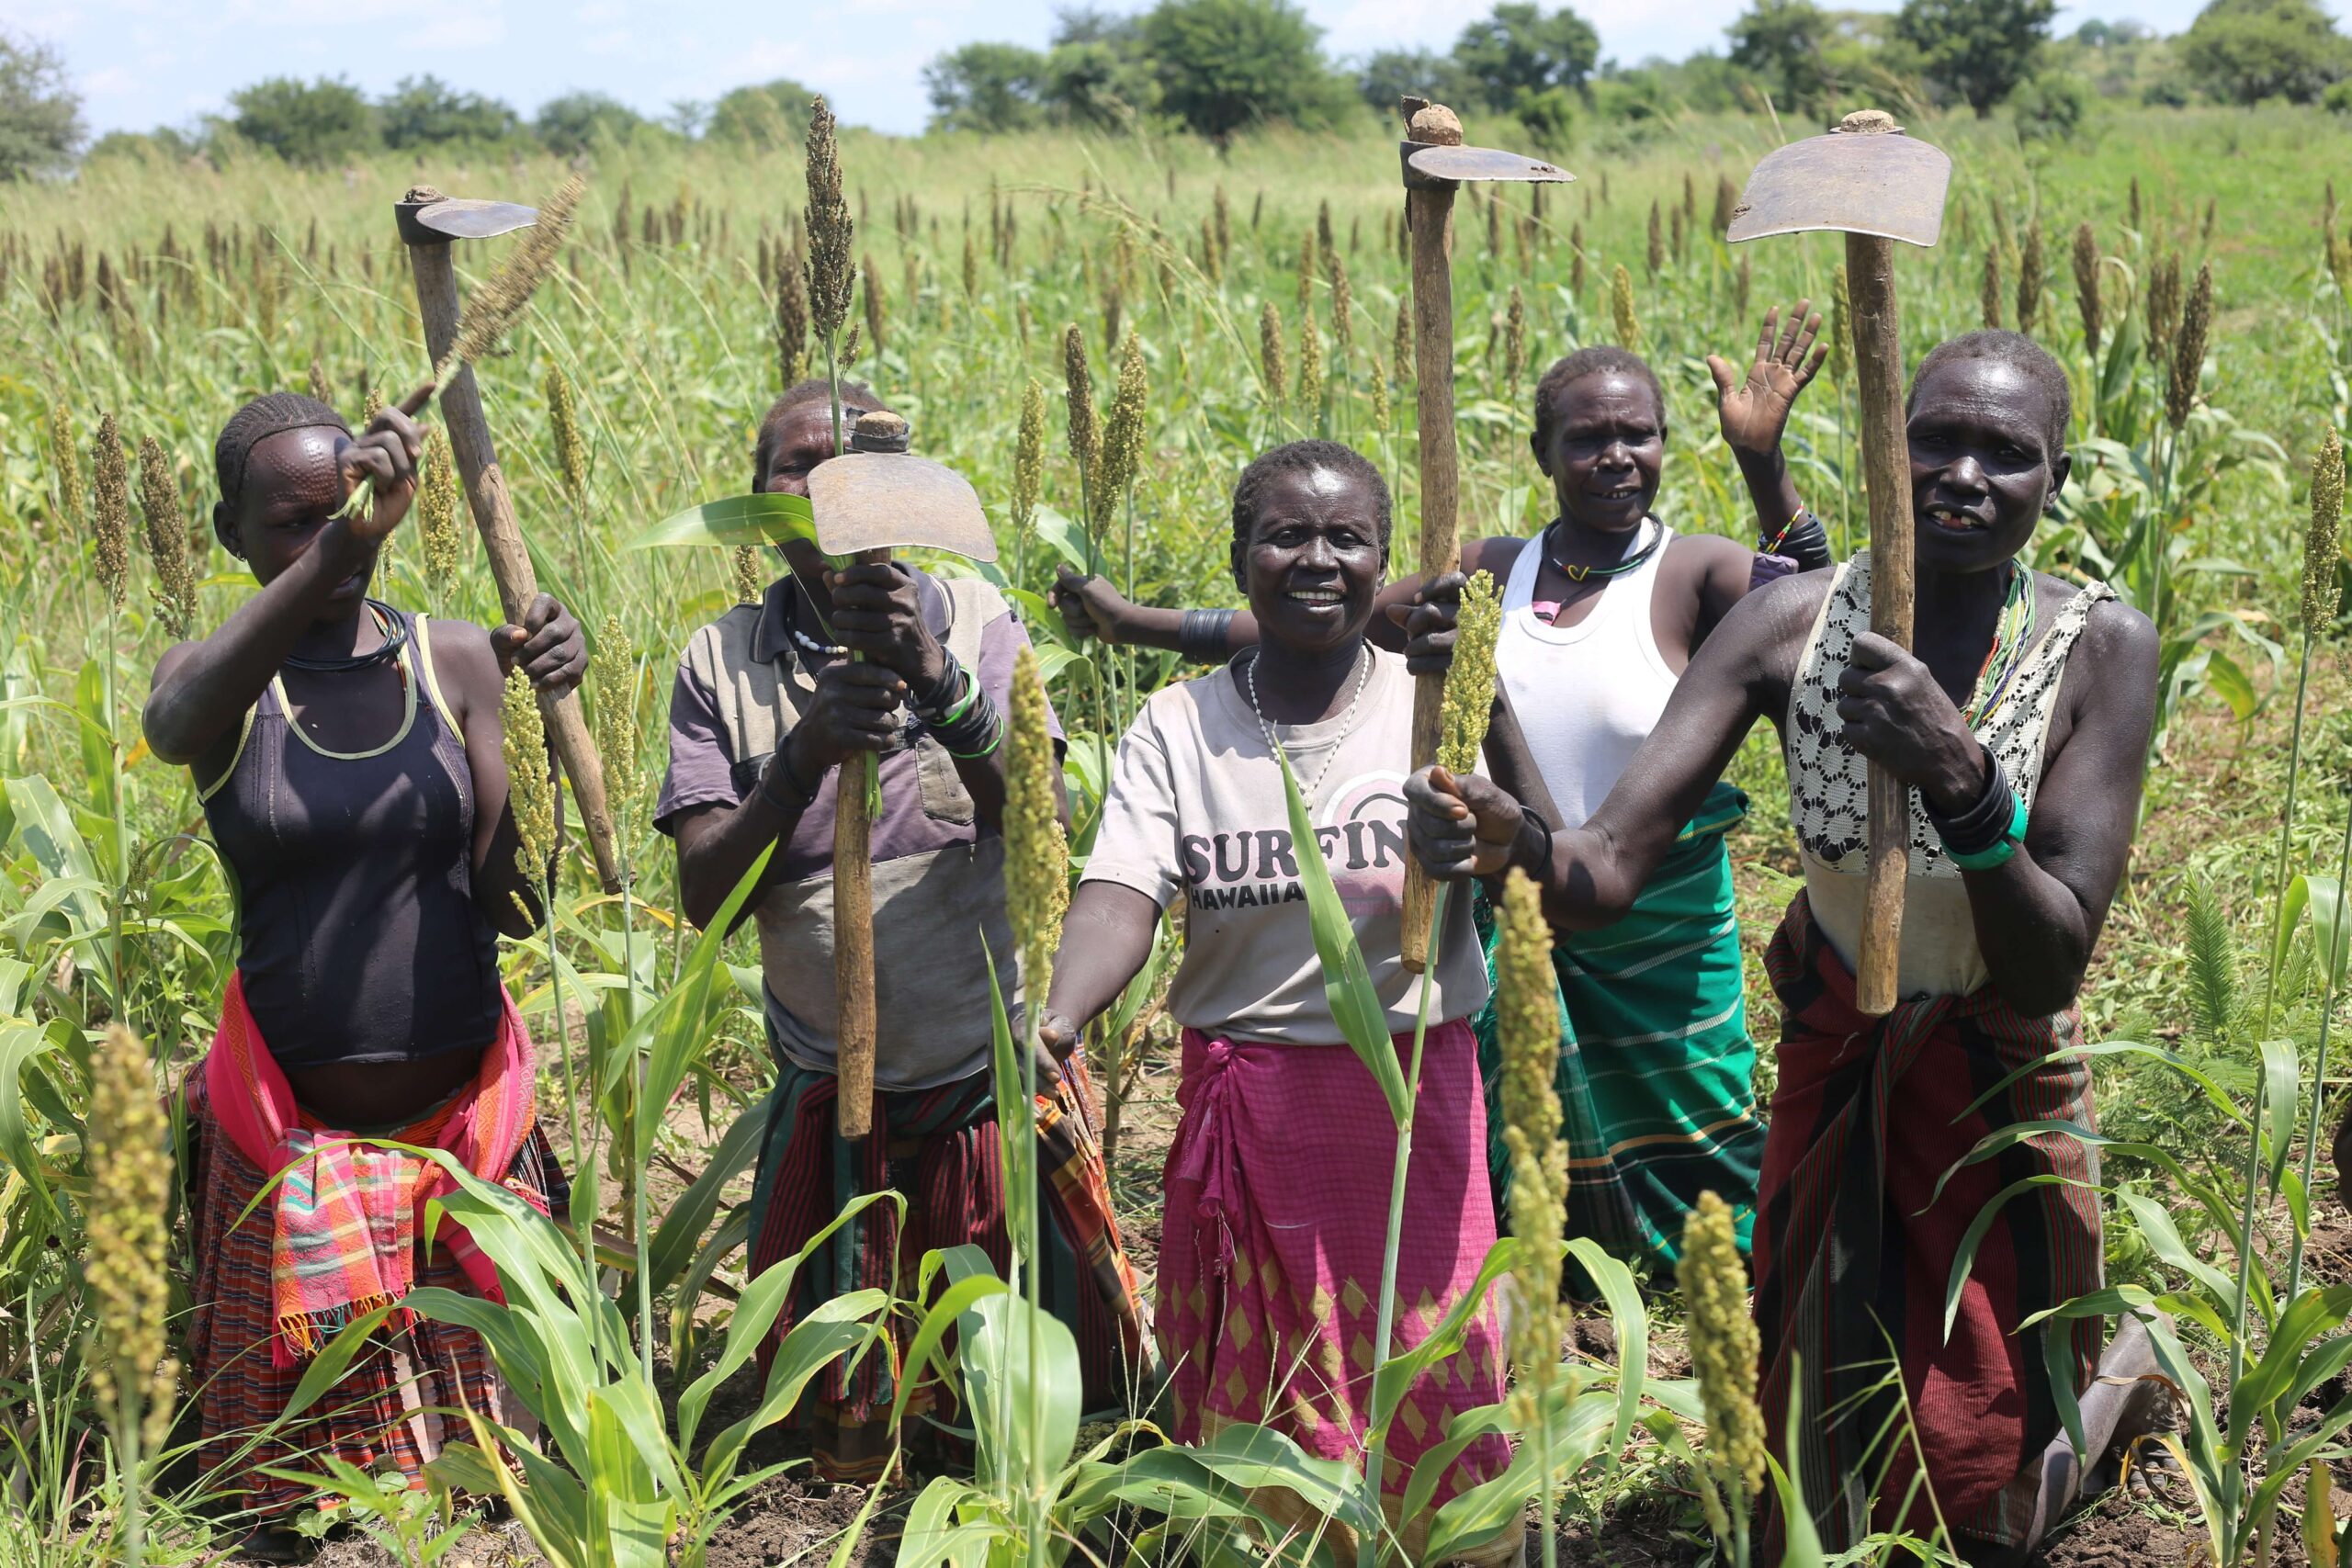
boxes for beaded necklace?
[282,601,405,672]
[1243,643,1374,806]
[1544,515,1663,583]
[1960,563,2038,726]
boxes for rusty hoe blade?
[1725,111,1951,248]
[416,197,541,242]
[1400,142,1577,191]
[807,454,999,562]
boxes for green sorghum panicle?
[1093,333,1149,537]
[359,386,383,426]
[1828,265,1851,383]
[545,365,587,508]
[1296,228,1316,315]
[2072,222,2102,352]
[803,98,855,344]
[1295,307,1324,414]
[961,230,978,297]
[1733,252,1749,318]
[1063,323,1099,491]
[49,402,84,535]
[1260,300,1288,410]
[1013,378,1046,540]
[1982,247,2004,331]
[1439,570,1502,776]
[2168,262,2212,431]
[1645,201,1663,277]
[85,1024,178,1451]
[2016,220,2044,334]
[92,412,130,614]
[307,359,333,406]
[1005,644,1069,995]
[420,427,464,599]
[2306,431,2346,633]
[1679,1190,1767,1508]
[1504,286,1527,393]
[1497,867,1569,1404]
[1329,253,1353,360]
[862,253,888,355]
[1369,356,1392,432]
[775,246,808,385]
[1611,265,1640,352]
[136,436,198,639]
[1392,296,1413,383]
[731,546,765,604]
[591,613,642,827]
[441,174,583,385]
[502,665,558,888]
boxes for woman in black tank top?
[145,393,586,1122]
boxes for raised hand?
[1385,570,1466,679]
[828,561,947,689]
[337,401,424,544]
[493,593,587,696]
[1707,299,1827,459]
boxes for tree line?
[4,0,2351,181]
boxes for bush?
[925,43,1049,133]
[707,79,818,150]
[379,75,520,150]
[2182,0,2352,104]
[1894,0,2056,116]
[1140,0,1355,141]
[533,92,646,157]
[0,30,81,179]
[2012,68,2093,137]
[229,76,376,165]
[2327,76,2352,109]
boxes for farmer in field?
[143,393,582,1556]
[1403,331,2171,1562]
[1052,305,1836,1272]
[657,378,1146,1482]
[1037,439,1514,1563]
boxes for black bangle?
[930,683,1003,756]
[1781,512,1833,574]
[909,652,968,722]
[1923,749,2014,857]
[1510,803,1554,875]
[758,747,818,815]
[1181,608,1235,665]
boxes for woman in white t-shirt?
[1036,440,1514,1564]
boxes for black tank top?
[198,608,502,1068]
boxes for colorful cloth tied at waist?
[197,972,545,1367]
[1159,1022,1516,1568]
[1472,782,1766,1269]
[748,1048,1148,1483]
[1756,894,2102,1551]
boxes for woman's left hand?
[494,594,588,696]
[1386,570,1466,678]
[1835,632,1989,813]
[829,561,949,691]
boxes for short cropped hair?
[1906,331,2073,457]
[1229,439,1393,550]
[749,377,888,491]
[1531,346,1668,457]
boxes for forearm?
[1533,825,1650,932]
[142,523,362,761]
[1965,855,2098,1017]
[678,763,804,930]
[1478,686,1563,829]
[1735,448,1804,546]
[1044,883,1160,1030]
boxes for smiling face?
[217,425,372,612]
[1532,370,1666,536]
[1906,355,2071,575]
[1231,465,1387,657]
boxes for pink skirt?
[1159,1021,1516,1564]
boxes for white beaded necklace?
[1243,641,1374,807]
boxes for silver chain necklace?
[1244,642,1374,807]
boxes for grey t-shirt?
[1082,648,1489,1043]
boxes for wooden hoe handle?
[1847,230,1914,1017]
[403,240,626,897]
[1398,116,1464,976]
[831,545,891,1141]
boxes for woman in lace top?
[1403,331,2165,1566]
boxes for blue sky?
[14,0,2338,141]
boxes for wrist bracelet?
[935,686,1004,757]
[910,652,967,721]
[1181,608,1236,665]
[1943,793,2030,871]
[758,748,818,815]
[1928,750,2028,867]
[1510,803,1554,875]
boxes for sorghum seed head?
[48,402,84,535]
[92,412,130,614]
[440,173,585,386]
[1645,201,1663,277]
[1092,333,1150,536]
[1260,299,1288,409]
[1679,1190,1767,1503]
[2168,261,2212,432]
[85,1024,177,1452]
[1439,571,1502,776]
[862,253,888,355]
[136,435,198,639]
[501,666,558,884]
[1393,297,1413,383]
[1504,286,1527,392]
[545,365,587,508]
[1982,247,2004,331]
[1295,308,1324,415]
[2306,431,2345,633]
[306,359,333,406]
[731,545,765,605]
[1005,644,1069,993]
[1329,254,1353,359]
[1497,867,1569,1392]
[591,614,643,827]
[1063,323,1099,488]
[1611,265,1640,351]
[2073,222,2102,352]
[420,427,464,600]
[1828,264,1852,383]
[2016,220,2044,333]
[803,97,855,343]
[1013,378,1046,537]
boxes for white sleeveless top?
[1496,518,1679,826]
[1786,553,2116,999]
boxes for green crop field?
[7,101,2352,1565]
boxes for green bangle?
[1943,792,2030,872]
[945,711,1005,760]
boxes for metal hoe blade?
[807,453,999,562]
[1726,119,1950,248]
[415,197,540,241]
[1401,142,1576,191]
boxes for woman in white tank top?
[1049,303,1839,1269]
[1404,333,2168,1564]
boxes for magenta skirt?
[1158,1020,1516,1563]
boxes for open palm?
[1708,299,1828,457]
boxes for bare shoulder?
[2067,592,2159,706]
[1461,534,1531,581]
[1665,530,1753,570]
[419,615,505,720]
[1713,567,1834,688]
